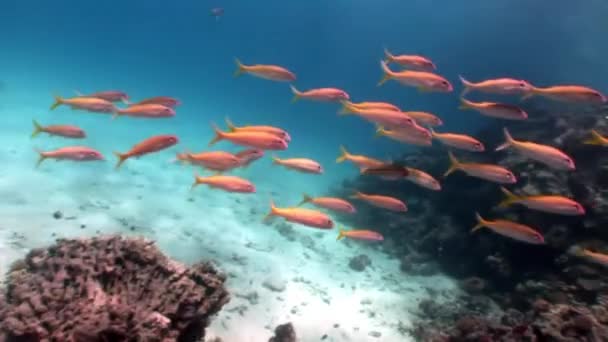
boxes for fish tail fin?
[378,60,393,86]
[383,47,394,63]
[458,98,473,111]
[31,119,43,138]
[336,145,350,163]
[190,172,202,191]
[521,87,538,101]
[471,212,487,233]
[337,227,346,241]
[567,245,586,257]
[113,151,127,170]
[50,95,63,110]
[289,84,301,103]
[208,123,226,146]
[338,100,355,115]
[429,127,437,138]
[583,130,605,145]
[443,151,462,177]
[374,126,386,138]
[264,198,278,221]
[225,117,237,132]
[349,191,363,200]
[498,187,519,208]
[234,58,246,77]
[34,148,47,168]
[458,75,473,97]
[297,193,313,206]
[495,127,514,151]
[270,154,282,165]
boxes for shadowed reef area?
[332,103,608,341]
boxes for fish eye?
[441,81,449,86]
[519,82,527,87]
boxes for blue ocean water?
[2,0,608,341]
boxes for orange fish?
[181,151,241,172]
[209,124,288,150]
[523,85,606,103]
[496,128,575,170]
[340,101,416,129]
[265,199,334,229]
[405,167,441,191]
[225,118,291,142]
[346,100,401,112]
[383,48,436,71]
[290,85,349,103]
[583,130,608,147]
[459,98,527,120]
[378,61,452,92]
[498,187,585,216]
[404,111,443,127]
[35,146,104,167]
[298,194,356,214]
[458,76,533,97]
[272,156,323,174]
[568,246,608,267]
[113,104,175,119]
[376,126,432,146]
[50,95,117,113]
[191,174,255,193]
[350,191,407,212]
[31,120,85,139]
[114,135,179,169]
[360,163,409,179]
[472,212,545,245]
[337,227,384,241]
[234,58,296,82]
[444,152,516,184]
[336,146,385,170]
[430,128,484,152]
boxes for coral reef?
[333,104,608,338]
[268,322,296,342]
[0,235,230,342]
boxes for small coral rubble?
[0,235,230,342]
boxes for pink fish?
[383,48,436,71]
[290,85,350,103]
[337,228,384,241]
[50,96,117,113]
[272,156,323,174]
[405,167,441,191]
[298,194,356,214]
[35,146,104,167]
[444,152,516,184]
[430,128,484,152]
[351,191,407,212]
[459,98,528,121]
[379,61,452,92]
[496,128,575,171]
[75,90,129,104]
[266,200,334,229]
[113,104,175,119]
[191,174,255,193]
[31,120,85,139]
[180,151,242,172]
[458,76,533,97]
[209,124,288,150]
[236,148,265,168]
[134,96,181,108]
[376,126,432,146]
[234,59,296,82]
[523,85,607,103]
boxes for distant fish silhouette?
[210,7,224,21]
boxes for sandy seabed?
[0,121,460,342]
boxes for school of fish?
[31,46,608,255]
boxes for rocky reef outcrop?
[0,235,230,342]
[333,103,608,339]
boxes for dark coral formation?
[0,235,230,342]
[268,322,296,342]
[333,104,608,338]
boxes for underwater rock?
[460,277,487,294]
[268,322,296,342]
[348,254,371,272]
[0,235,229,341]
[52,210,62,219]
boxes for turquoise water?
[2,1,608,341]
